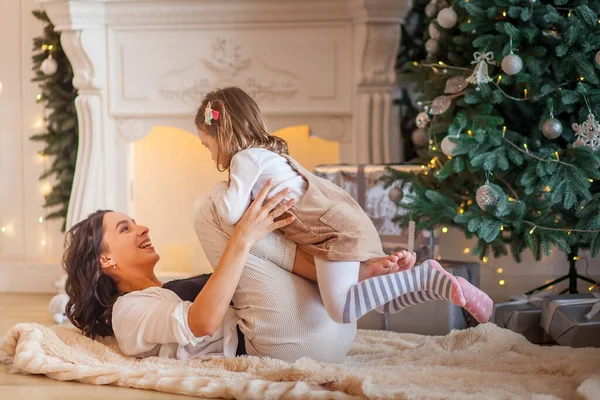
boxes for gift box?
[357,260,480,335]
[492,300,554,345]
[313,164,436,259]
[540,293,600,348]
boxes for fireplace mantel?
[40,0,411,228]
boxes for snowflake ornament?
[466,51,495,86]
[572,113,600,151]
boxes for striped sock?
[340,260,465,323]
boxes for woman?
[64,181,408,362]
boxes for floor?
[0,293,192,400]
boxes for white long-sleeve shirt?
[112,287,240,360]
[210,148,307,225]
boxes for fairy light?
[508,197,515,202]
[34,118,43,128]
[568,10,572,17]
[497,268,504,274]
[482,256,489,263]
[554,218,559,224]
[441,226,449,233]
[431,145,437,151]
[41,182,52,196]
[463,248,471,254]
[502,126,507,136]
[42,44,48,51]
[438,61,446,66]
[500,225,504,231]
[537,210,542,215]
[523,143,529,152]
[529,227,536,234]
[590,285,597,291]
[1,227,6,233]
[36,94,42,102]
[554,151,560,160]
[47,44,54,50]
[524,88,528,99]
[458,207,464,214]
[40,240,46,246]
[421,165,426,170]
[573,256,580,261]
[413,61,419,66]
[544,186,552,192]
[502,10,507,17]
[498,279,505,286]
[579,76,585,82]
[38,217,44,223]
[467,199,473,206]
[588,179,594,183]
[467,130,473,136]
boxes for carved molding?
[41,0,355,30]
[158,37,298,103]
[59,31,96,90]
[116,118,149,143]
[204,37,251,76]
[358,24,401,86]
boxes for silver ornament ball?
[425,38,440,55]
[425,2,438,17]
[441,136,457,156]
[476,184,498,210]
[411,128,429,146]
[542,118,563,139]
[388,187,404,203]
[428,23,441,40]
[415,112,431,129]
[501,54,523,75]
[437,8,457,29]
[41,56,58,76]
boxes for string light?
[529,227,536,234]
[467,130,473,136]
[36,94,42,102]
[38,217,44,223]
[568,10,572,17]
[497,75,503,84]
[0,227,6,233]
[413,61,419,66]
[463,248,471,254]
[544,186,551,192]
[590,285,597,291]
[441,226,449,233]
[458,207,464,214]
[498,279,505,286]
[500,225,504,231]
[34,118,43,128]
[41,183,52,196]
[497,268,503,274]
[467,199,473,206]
[502,10,507,17]
[47,44,53,50]
[573,256,580,261]
[589,179,594,183]
[524,88,528,99]
[579,76,585,82]
[482,256,489,263]
[40,240,46,246]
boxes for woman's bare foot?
[358,251,417,282]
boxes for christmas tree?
[31,10,78,231]
[393,0,600,290]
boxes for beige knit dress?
[279,154,385,262]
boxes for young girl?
[195,86,493,325]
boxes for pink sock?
[429,260,466,307]
[456,277,493,323]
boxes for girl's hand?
[232,179,296,247]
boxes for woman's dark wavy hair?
[63,209,119,338]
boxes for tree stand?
[526,247,599,295]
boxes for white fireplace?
[41,0,411,273]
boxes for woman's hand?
[232,179,296,247]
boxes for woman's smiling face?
[100,211,160,274]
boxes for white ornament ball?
[411,128,428,146]
[425,2,438,17]
[425,38,440,55]
[41,56,58,76]
[428,23,441,40]
[388,187,404,202]
[415,112,431,129]
[476,184,498,210]
[441,136,457,156]
[542,118,563,139]
[437,8,457,29]
[501,54,523,75]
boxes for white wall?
[0,0,64,293]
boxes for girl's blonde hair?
[194,87,288,171]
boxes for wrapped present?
[540,293,600,347]
[492,300,554,345]
[358,260,480,335]
[313,164,436,259]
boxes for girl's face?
[197,127,220,164]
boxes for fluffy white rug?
[2,322,599,400]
